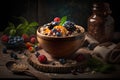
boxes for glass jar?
[88,2,114,43]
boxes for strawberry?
[30,37,36,44]
[38,55,47,63]
[1,35,9,42]
[22,34,29,42]
[54,17,60,22]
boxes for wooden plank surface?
[0,44,120,80]
[0,33,120,79]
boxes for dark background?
[0,0,120,32]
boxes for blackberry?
[63,21,76,32]
[48,24,54,30]
[10,52,18,59]
[2,47,7,53]
[51,21,59,26]
[34,51,40,57]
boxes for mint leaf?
[59,16,67,26]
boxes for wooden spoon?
[6,61,51,80]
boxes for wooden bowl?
[37,25,85,58]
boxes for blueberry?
[76,68,84,73]
[71,69,78,75]
[16,36,20,39]
[34,45,39,51]
[52,62,56,65]
[10,41,14,45]
[87,43,97,50]
[14,38,16,41]
[59,58,66,64]
[13,40,16,44]
[56,32,62,36]
[51,28,57,33]
[10,52,18,59]
[2,48,7,53]
[34,52,40,57]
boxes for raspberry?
[22,34,29,42]
[38,55,47,63]
[54,17,60,22]
[1,35,9,42]
[75,54,85,62]
[30,37,36,44]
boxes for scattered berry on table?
[28,46,35,53]
[22,34,29,42]
[34,51,40,57]
[1,35,9,42]
[38,55,47,63]
[71,69,78,75]
[51,62,56,65]
[75,54,85,62]
[25,42,33,49]
[34,45,40,51]
[2,47,7,53]
[30,37,36,44]
[87,43,97,50]
[76,68,84,73]
[10,52,18,59]
[7,36,24,45]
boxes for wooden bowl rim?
[37,25,85,40]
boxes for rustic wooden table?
[0,32,120,80]
[0,44,120,80]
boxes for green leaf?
[9,29,16,36]
[3,22,15,34]
[59,16,67,26]
[25,25,36,35]
[29,22,38,27]
[8,22,15,28]
[99,64,115,73]
[16,24,25,36]
[87,57,103,69]
[3,27,13,34]
[17,16,29,26]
